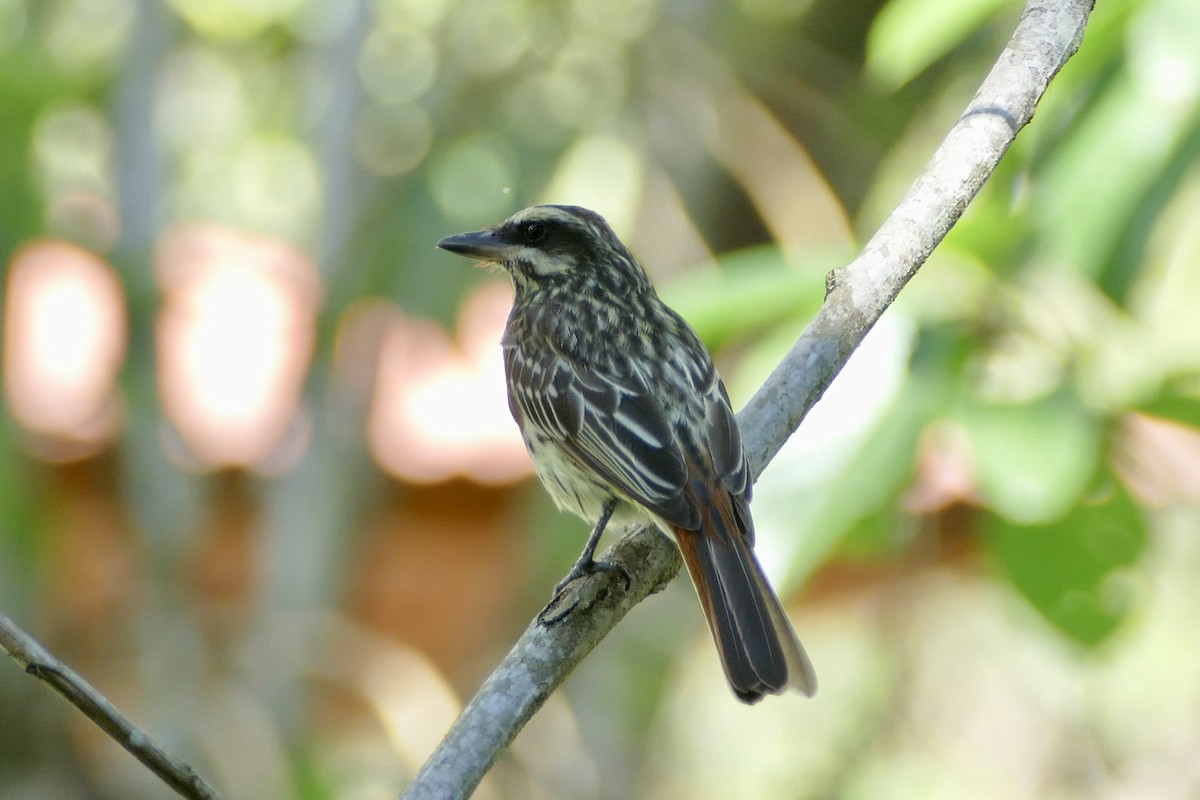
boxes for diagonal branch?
[0,614,223,800]
[738,0,1090,472]
[399,1,1094,798]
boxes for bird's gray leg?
[540,499,632,624]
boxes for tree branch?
[0,614,223,800]
[399,1,1094,798]
[740,0,1090,472]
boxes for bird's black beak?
[436,228,507,261]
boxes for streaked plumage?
[437,205,816,702]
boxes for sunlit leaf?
[749,317,936,586]
[865,0,1013,88]
[836,330,973,556]
[987,480,1145,647]
[802,362,940,554]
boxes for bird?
[436,204,816,703]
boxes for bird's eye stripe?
[525,222,547,242]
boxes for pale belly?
[523,432,653,532]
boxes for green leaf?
[1137,395,1200,430]
[662,245,838,349]
[1033,0,1200,291]
[987,481,1146,647]
[865,0,1013,89]
[958,390,1102,524]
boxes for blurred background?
[2,0,1200,798]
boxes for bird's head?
[436,205,650,296]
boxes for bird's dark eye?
[524,222,547,243]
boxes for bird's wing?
[700,375,755,543]
[504,343,708,530]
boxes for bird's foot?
[537,558,631,626]
[552,557,631,597]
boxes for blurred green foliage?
[989,481,1146,647]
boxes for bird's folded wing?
[504,345,702,530]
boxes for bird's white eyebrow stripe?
[508,206,583,227]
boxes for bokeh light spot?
[428,136,517,224]
[3,241,126,460]
[540,45,628,128]
[166,0,305,39]
[357,25,437,103]
[446,0,531,76]
[360,284,532,485]
[1129,0,1200,108]
[44,0,134,78]
[230,135,322,242]
[32,103,113,197]
[353,102,433,176]
[154,45,248,154]
[155,224,321,472]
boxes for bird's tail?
[672,520,816,703]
